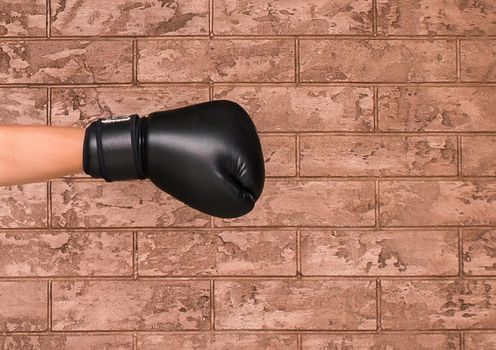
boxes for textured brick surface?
[51,0,209,36]
[0,0,46,37]
[138,333,297,349]
[300,40,456,82]
[377,0,496,36]
[216,180,375,227]
[138,39,295,82]
[378,87,496,132]
[0,335,133,350]
[301,230,458,276]
[0,41,132,84]
[1,0,495,346]
[382,280,496,329]
[300,135,457,177]
[213,0,372,35]
[461,41,496,82]
[379,181,496,226]
[0,231,133,276]
[0,282,47,332]
[303,334,460,350]
[137,230,296,276]
[215,280,376,329]
[52,281,210,331]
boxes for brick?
[51,0,208,36]
[377,0,496,35]
[137,230,296,276]
[0,183,47,228]
[0,282,47,332]
[382,280,496,329]
[0,41,132,84]
[0,88,47,125]
[213,0,372,35]
[300,40,456,82]
[260,135,296,177]
[137,333,297,350]
[51,181,210,228]
[0,335,133,350]
[379,181,496,226]
[213,86,374,132]
[378,87,496,132]
[215,180,375,227]
[461,41,496,82]
[215,280,376,330]
[138,39,295,83]
[51,87,210,127]
[0,0,45,37]
[465,333,496,350]
[300,135,457,177]
[303,334,460,350]
[462,136,496,176]
[0,231,133,276]
[52,280,210,331]
[463,229,496,276]
[301,230,458,276]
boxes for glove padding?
[83,100,265,218]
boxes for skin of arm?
[0,125,85,186]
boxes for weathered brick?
[215,280,376,330]
[300,40,456,82]
[52,281,210,331]
[51,0,208,36]
[138,39,295,83]
[138,230,296,276]
[0,41,132,84]
[300,135,457,177]
[301,230,458,276]
[0,282,47,332]
[214,0,372,35]
[380,181,496,226]
[216,180,375,227]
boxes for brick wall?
[1,0,496,349]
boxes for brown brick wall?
[1,0,495,349]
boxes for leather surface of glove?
[83,100,265,218]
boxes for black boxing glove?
[82,100,265,218]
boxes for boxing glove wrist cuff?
[83,115,147,182]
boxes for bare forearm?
[0,125,85,186]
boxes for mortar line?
[2,276,495,282]
[459,228,464,277]
[297,334,302,350]
[376,278,382,332]
[295,38,300,83]
[460,332,465,350]
[210,279,216,330]
[133,333,138,350]
[375,181,381,229]
[372,0,378,36]
[373,86,379,132]
[458,136,464,178]
[456,39,461,82]
[46,0,51,38]
[48,281,52,332]
[47,180,52,230]
[209,0,214,37]
[4,82,496,88]
[296,133,301,178]
[133,231,139,279]
[0,329,494,335]
[132,39,138,86]
[296,229,302,278]
[7,223,496,232]
[3,35,496,40]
